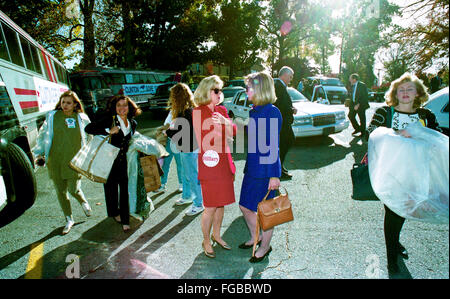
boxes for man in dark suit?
[348,73,369,138]
[274,66,296,180]
[430,70,443,94]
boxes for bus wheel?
[0,143,37,228]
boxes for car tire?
[0,143,36,228]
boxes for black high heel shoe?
[211,235,231,250]
[239,240,261,249]
[249,246,272,263]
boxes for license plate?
[323,127,335,135]
[333,96,338,99]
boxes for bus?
[0,10,69,227]
[70,67,176,112]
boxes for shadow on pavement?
[180,217,269,279]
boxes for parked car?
[424,87,449,135]
[304,76,348,104]
[224,79,245,88]
[147,82,176,111]
[224,88,349,137]
[223,86,245,103]
[368,89,385,102]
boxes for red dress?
[193,105,237,207]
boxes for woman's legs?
[384,205,406,271]
[239,204,272,258]
[201,207,216,252]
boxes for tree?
[208,0,263,79]
[395,0,449,72]
[0,0,80,63]
[339,0,399,86]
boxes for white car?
[224,87,349,137]
[424,87,449,135]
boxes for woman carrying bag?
[85,95,141,232]
[239,71,282,263]
[33,90,92,235]
[365,72,448,276]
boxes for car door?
[234,92,248,120]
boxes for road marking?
[25,242,44,279]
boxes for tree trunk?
[79,0,96,68]
[121,0,134,68]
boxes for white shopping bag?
[70,135,120,183]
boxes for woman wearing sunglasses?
[193,75,237,258]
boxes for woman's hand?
[212,112,228,126]
[268,177,280,190]
[396,129,412,138]
[110,126,120,135]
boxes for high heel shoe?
[239,240,261,249]
[249,246,272,263]
[211,235,231,250]
[202,242,215,258]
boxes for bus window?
[31,46,42,75]
[39,51,49,80]
[2,23,24,67]
[0,24,9,61]
[19,36,36,73]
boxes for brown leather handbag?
[252,187,294,256]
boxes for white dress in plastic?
[368,121,449,224]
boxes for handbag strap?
[261,186,288,202]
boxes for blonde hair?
[244,71,277,106]
[193,75,224,106]
[169,83,196,118]
[55,90,84,113]
[385,72,429,109]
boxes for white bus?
[0,10,69,227]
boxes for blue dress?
[239,104,282,212]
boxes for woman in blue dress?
[239,71,282,263]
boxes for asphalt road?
[0,104,448,280]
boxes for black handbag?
[350,162,379,201]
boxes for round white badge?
[202,150,220,167]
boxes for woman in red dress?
[193,75,237,258]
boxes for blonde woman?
[239,71,282,263]
[33,91,92,235]
[192,75,237,258]
[365,72,445,276]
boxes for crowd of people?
[32,67,448,274]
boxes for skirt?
[239,174,278,212]
[200,175,235,208]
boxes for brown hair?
[385,72,429,109]
[107,95,142,118]
[168,83,196,118]
[55,90,84,113]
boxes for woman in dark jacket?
[85,95,141,232]
[365,73,442,275]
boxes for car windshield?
[287,88,309,102]
[320,78,345,86]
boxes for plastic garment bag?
[368,122,449,224]
[127,132,168,216]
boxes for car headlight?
[294,116,312,125]
[335,111,346,120]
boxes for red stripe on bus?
[14,88,37,95]
[41,51,54,82]
[19,101,39,109]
